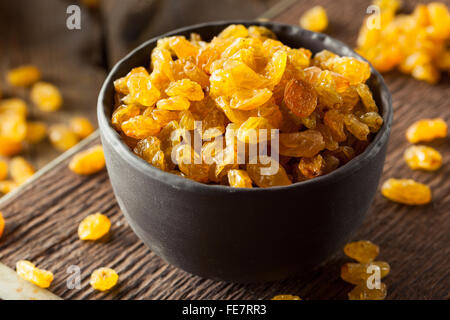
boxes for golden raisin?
[299,6,328,32]
[0,211,4,239]
[227,169,253,188]
[78,213,111,240]
[341,261,390,285]
[156,96,190,111]
[246,156,292,188]
[0,98,28,117]
[10,157,35,185]
[406,118,447,143]
[344,240,380,263]
[31,82,63,112]
[348,282,387,300]
[70,117,95,139]
[7,65,41,87]
[279,130,325,157]
[16,260,53,288]
[0,181,18,194]
[69,145,105,175]
[381,178,432,205]
[90,267,119,291]
[404,145,442,171]
[283,79,317,118]
[298,154,324,179]
[165,79,204,101]
[356,1,450,83]
[272,294,301,300]
[111,104,141,130]
[25,121,47,144]
[49,124,79,151]
[0,160,7,181]
[121,115,161,139]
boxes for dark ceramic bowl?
[97,21,392,283]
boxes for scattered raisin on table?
[90,267,119,291]
[341,261,390,285]
[78,213,111,240]
[70,117,95,139]
[406,118,447,143]
[299,6,328,32]
[69,145,105,175]
[404,145,442,171]
[0,211,4,239]
[16,260,54,288]
[356,1,450,83]
[48,124,79,151]
[31,81,63,112]
[344,240,380,263]
[348,282,387,300]
[381,178,432,205]
[7,65,41,87]
[10,156,35,185]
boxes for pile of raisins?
[112,24,384,188]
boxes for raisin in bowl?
[98,21,392,283]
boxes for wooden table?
[0,0,449,300]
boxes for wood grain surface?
[0,0,449,300]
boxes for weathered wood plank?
[0,0,449,300]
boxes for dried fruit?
[165,79,204,101]
[124,72,160,106]
[404,145,442,171]
[381,178,432,205]
[356,1,450,83]
[237,117,273,144]
[227,169,253,188]
[247,156,292,188]
[134,136,167,171]
[121,115,161,139]
[299,6,328,32]
[348,282,387,300]
[70,117,94,139]
[0,98,28,117]
[112,24,382,187]
[156,96,190,111]
[31,82,63,112]
[90,267,119,291]
[10,157,35,185]
[0,136,22,156]
[344,114,370,141]
[7,65,41,87]
[406,118,447,143]
[16,260,53,288]
[25,121,47,144]
[0,211,4,238]
[0,180,18,194]
[69,145,105,175]
[272,295,301,300]
[0,160,7,181]
[49,124,79,151]
[283,79,317,118]
[279,130,325,157]
[112,104,141,130]
[174,144,210,183]
[344,240,380,263]
[78,213,111,240]
[341,261,390,285]
[298,154,324,179]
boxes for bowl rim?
[98,20,393,194]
